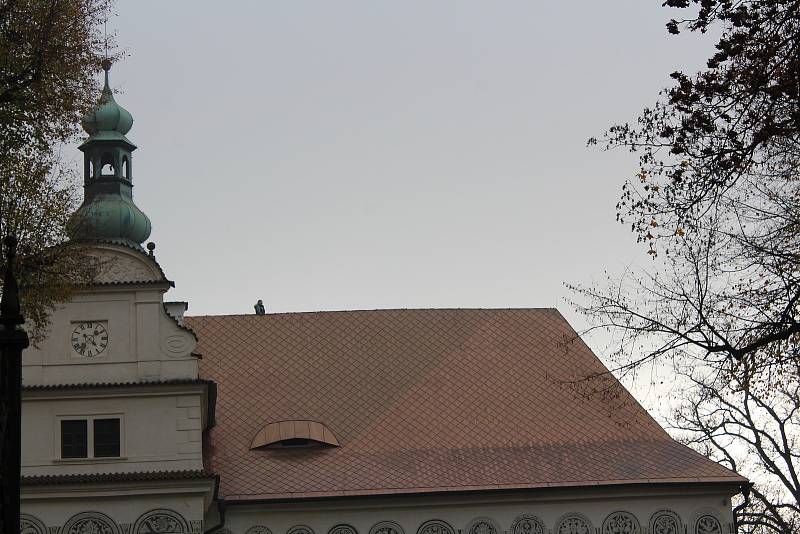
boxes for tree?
[0,0,112,157]
[572,1,800,530]
[0,148,96,343]
[674,357,800,532]
[578,0,799,372]
[0,0,114,341]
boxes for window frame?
[54,413,125,461]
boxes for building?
[19,64,746,534]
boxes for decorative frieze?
[20,514,47,534]
[510,514,546,534]
[649,510,681,534]
[287,526,314,534]
[327,524,358,534]
[368,522,403,534]
[62,512,121,534]
[416,520,455,534]
[133,509,190,533]
[695,515,722,534]
[465,517,499,534]
[554,513,593,534]
[602,511,640,534]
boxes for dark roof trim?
[23,378,213,392]
[22,469,215,486]
[81,279,175,288]
[221,479,749,506]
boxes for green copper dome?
[71,60,151,248]
[80,60,134,137]
[71,193,152,245]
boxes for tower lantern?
[71,60,151,248]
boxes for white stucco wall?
[22,245,198,387]
[21,387,207,477]
[218,486,736,534]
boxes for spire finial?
[101,58,112,92]
[101,17,111,90]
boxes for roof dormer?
[250,420,339,450]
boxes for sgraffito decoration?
[63,512,122,534]
[328,524,358,534]
[465,517,499,534]
[695,515,722,534]
[649,510,681,534]
[20,514,47,534]
[245,527,272,534]
[602,511,640,534]
[416,520,455,534]
[368,522,404,534]
[554,513,593,534]
[287,526,314,534]
[510,514,545,534]
[133,509,190,534]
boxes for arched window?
[122,156,130,180]
[101,152,115,176]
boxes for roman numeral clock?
[71,321,109,358]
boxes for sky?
[94,1,715,355]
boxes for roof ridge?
[186,307,560,319]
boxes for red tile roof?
[186,308,744,501]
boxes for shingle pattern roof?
[187,308,744,501]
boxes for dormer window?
[250,420,339,450]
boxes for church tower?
[71,59,151,248]
[19,63,215,534]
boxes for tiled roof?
[186,308,744,501]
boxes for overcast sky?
[97,2,713,352]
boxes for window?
[60,420,88,458]
[93,419,120,457]
[59,416,122,459]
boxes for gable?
[88,243,170,286]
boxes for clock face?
[71,321,108,357]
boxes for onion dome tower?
[70,59,151,248]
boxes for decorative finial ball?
[101,58,112,72]
[147,242,156,252]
